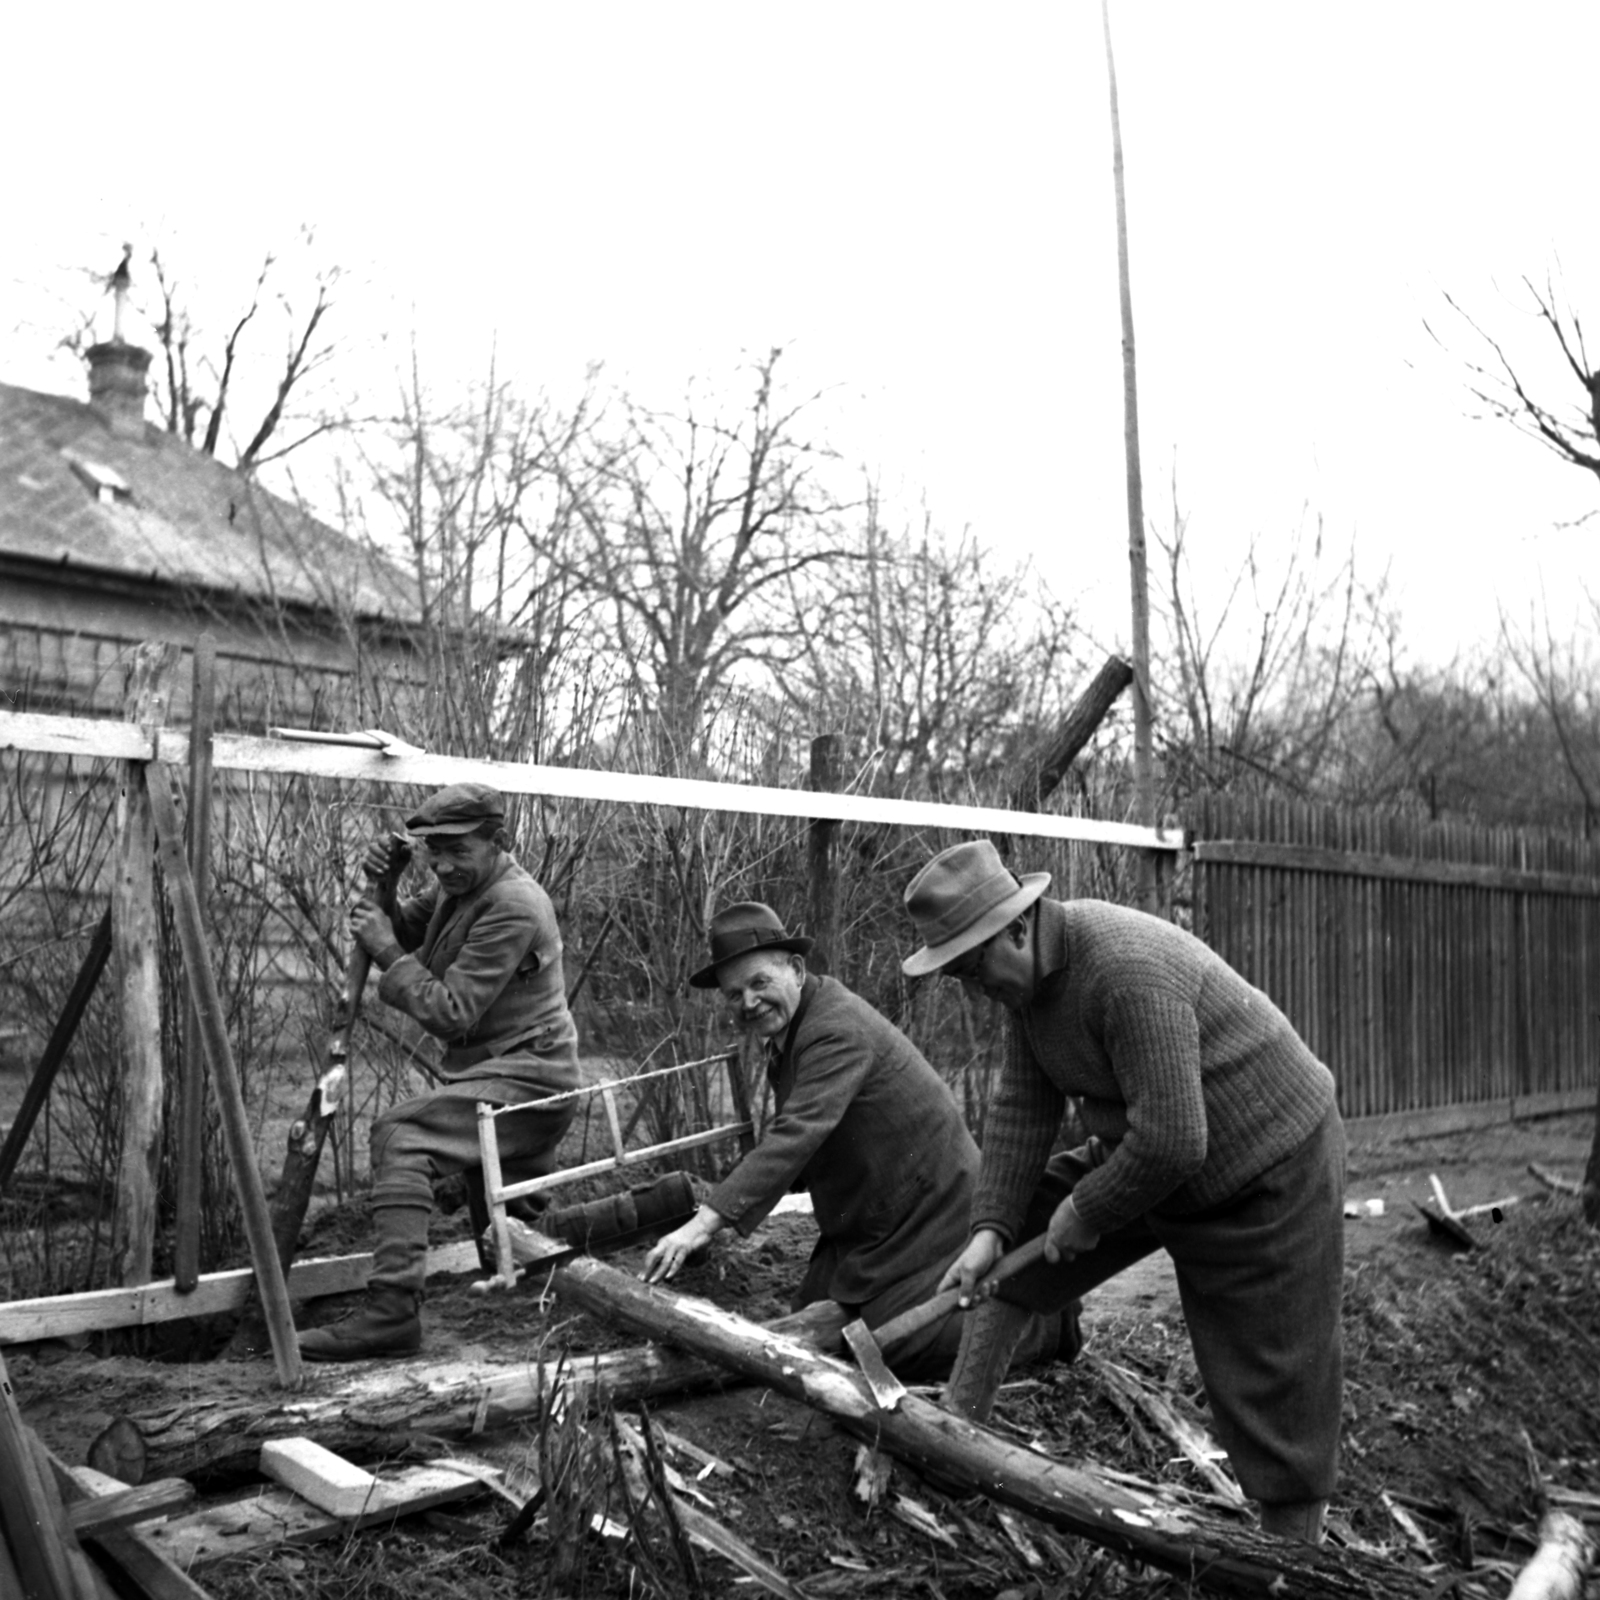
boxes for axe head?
[842,1319,908,1411]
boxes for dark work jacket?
[378,854,580,1098]
[707,975,977,1313]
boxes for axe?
[840,1234,1051,1410]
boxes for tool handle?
[873,1233,1051,1352]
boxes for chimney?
[86,340,152,441]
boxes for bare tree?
[782,494,1084,798]
[544,348,862,765]
[1430,273,1600,497]
[1155,486,1395,802]
[55,230,349,474]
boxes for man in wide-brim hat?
[299,783,582,1362]
[641,901,1067,1379]
[902,840,1347,1545]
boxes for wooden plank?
[1195,837,1600,896]
[49,1454,217,1600]
[0,710,1182,850]
[66,1478,195,1534]
[140,1463,486,1569]
[0,1241,480,1345]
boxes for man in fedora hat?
[300,782,581,1361]
[641,901,1065,1379]
[902,840,1346,1545]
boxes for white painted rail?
[0,710,1181,850]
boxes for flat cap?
[404,782,506,838]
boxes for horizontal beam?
[0,710,1180,851]
[1344,1087,1597,1145]
[0,1241,480,1346]
[1196,837,1600,896]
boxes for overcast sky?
[5,2,1597,670]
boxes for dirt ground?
[10,1109,1600,1599]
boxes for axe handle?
[874,1233,1051,1353]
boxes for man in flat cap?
[300,782,580,1361]
[902,839,1346,1544]
[641,902,1068,1379]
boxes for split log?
[1506,1510,1594,1600]
[91,1300,848,1487]
[543,1254,1443,1599]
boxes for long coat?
[707,975,976,1320]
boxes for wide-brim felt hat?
[901,839,1050,976]
[690,901,813,989]
[405,782,506,838]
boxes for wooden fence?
[1189,793,1600,1133]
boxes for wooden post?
[1003,656,1134,815]
[805,734,841,974]
[145,764,303,1388]
[112,641,179,1289]
[0,1346,79,1600]
[0,910,112,1194]
[173,634,218,1293]
[1582,1043,1599,1227]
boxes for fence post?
[806,734,841,974]
[112,641,180,1289]
[173,632,217,1293]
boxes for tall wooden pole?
[112,642,180,1288]
[173,634,217,1293]
[805,734,841,974]
[1102,0,1159,914]
[145,765,303,1388]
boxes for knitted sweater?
[973,898,1337,1241]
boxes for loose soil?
[10,1111,1600,1599]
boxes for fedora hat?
[901,840,1050,977]
[690,902,814,989]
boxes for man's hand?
[349,898,400,964]
[1044,1195,1100,1264]
[938,1228,1006,1307]
[641,1206,724,1284]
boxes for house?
[0,336,426,731]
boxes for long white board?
[0,710,1180,850]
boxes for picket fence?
[1189,793,1600,1132]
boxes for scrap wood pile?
[5,1196,1591,1600]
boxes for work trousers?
[996,1107,1346,1504]
[366,1064,577,1295]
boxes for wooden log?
[1005,655,1134,813]
[90,1300,850,1487]
[112,641,179,1288]
[145,765,301,1389]
[542,1254,1443,1598]
[1506,1509,1594,1600]
[174,632,218,1294]
[0,908,112,1194]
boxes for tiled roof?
[0,379,421,623]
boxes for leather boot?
[942,1297,1034,1424]
[298,1285,422,1362]
[1259,1499,1328,1544]
[300,1201,428,1362]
